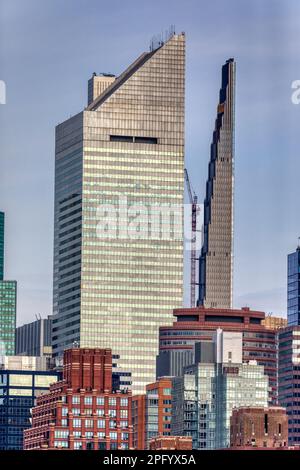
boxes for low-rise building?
[132,377,173,450]
[278,326,300,445]
[0,355,59,450]
[171,330,269,449]
[23,348,132,450]
[230,406,288,448]
[149,435,192,450]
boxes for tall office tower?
[0,211,4,280]
[0,211,17,355]
[15,316,52,357]
[199,59,236,309]
[287,245,300,325]
[52,33,185,393]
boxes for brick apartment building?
[132,377,172,449]
[23,348,132,450]
[230,407,288,449]
[149,435,192,450]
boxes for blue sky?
[0,0,299,324]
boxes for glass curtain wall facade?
[288,247,300,326]
[0,366,59,450]
[0,281,17,355]
[0,211,4,280]
[16,317,52,357]
[52,33,185,393]
[199,59,235,309]
[172,362,268,449]
[278,326,300,445]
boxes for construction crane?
[184,168,199,308]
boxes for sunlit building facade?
[52,33,185,393]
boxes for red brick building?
[132,377,172,450]
[23,348,132,450]
[149,436,192,450]
[230,406,288,449]
[158,306,277,402]
[132,395,146,450]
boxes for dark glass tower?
[0,211,17,355]
[287,246,300,326]
[198,59,235,309]
[0,211,4,280]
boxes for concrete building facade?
[16,316,52,357]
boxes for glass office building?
[0,281,17,356]
[172,361,268,449]
[199,59,235,309]
[287,246,300,326]
[171,332,268,449]
[0,211,17,355]
[52,33,185,393]
[278,326,300,445]
[0,356,59,450]
[16,316,52,357]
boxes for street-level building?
[0,355,59,450]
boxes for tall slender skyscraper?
[52,32,185,393]
[287,244,300,325]
[199,59,235,309]
[0,211,4,280]
[0,211,17,355]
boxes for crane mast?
[184,169,199,307]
